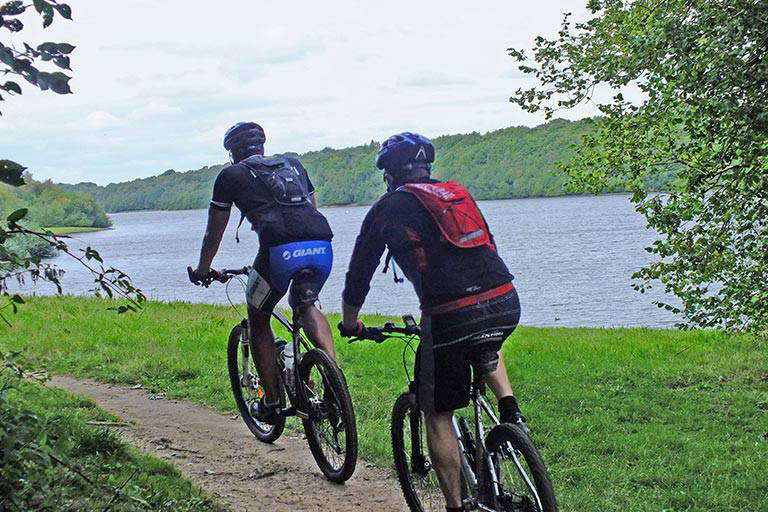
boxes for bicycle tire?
[227,324,286,443]
[299,348,358,482]
[484,423,558,512]
[391,393,469,512]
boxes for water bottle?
[283,339,295,393]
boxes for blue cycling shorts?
[246,240,333,312]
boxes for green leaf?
[0,160,26,186]
[0,2,25,16]
[52,55,70,70]
[1,81,21,95]
[53,3,71,20]
[7,208,28,223]
[55,42,75,54]
[10,295,24,304]
[0,44,13,66]
[32,0,47,14]
[36,71,71,94]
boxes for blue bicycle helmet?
[223,122,266,163]
[376,132,435,172]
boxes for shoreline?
[43,226,110,235]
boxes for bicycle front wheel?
[484,423,558,512]
[227,324,286,443]
[391,392,447,512]
[299,348,358,482]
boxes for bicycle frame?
[405,355,543,512]
[239,307,316,420]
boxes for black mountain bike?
[191,266,358,483]
[345,315,557,511]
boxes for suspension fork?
[240,318,251,387]
[406,382,429,474]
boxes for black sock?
[499,395,521,422]
[446,507,464,512]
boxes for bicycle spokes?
[493,444,544,512]
[304,361,346,461]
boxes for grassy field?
[1,296,766,511]
[0,354,225,511]
[43,226,108,235]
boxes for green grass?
[43,226,107,235]
[2,296,767,511]
[0,359,226,511]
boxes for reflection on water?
[11,194,678,328]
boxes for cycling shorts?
[416,285,521,414]
[246,240,333,313]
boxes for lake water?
[12,194,679,328]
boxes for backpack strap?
[382,250,405,284]
[235,212,245,243]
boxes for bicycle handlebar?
[187,266,249,287]
[343,316,421,343]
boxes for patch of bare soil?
[50,376,408,512]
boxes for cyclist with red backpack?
[339,132,526,512]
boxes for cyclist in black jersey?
[190,122,336,425]
[340,132,527,512]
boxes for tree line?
[1,176,110,259]
[62,118,671,213]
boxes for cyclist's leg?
[466,287,524,424]
[246,250,289,418]
[247,304,280,404]
[294,300,336,360]
[485,354,513,397]
[424,410,462,509]
[418,315,470,509]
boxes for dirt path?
[50,376,408,512]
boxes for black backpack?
[242,156,311,206]
[237,156,333,243]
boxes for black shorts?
[416,286,521,414]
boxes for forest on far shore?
[61,118,671,213]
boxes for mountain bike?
[344,315,557,511]
[190,266,358,483]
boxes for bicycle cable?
[225,275,247,318]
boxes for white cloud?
[81,111,124,129]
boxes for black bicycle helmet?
[223,122,266,163]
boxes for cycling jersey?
[342,178,513,311]
[211,155,332,247]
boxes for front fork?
[239,319,254,389]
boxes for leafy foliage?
[0,1,144,323]
[0,351,225,511]
[0,0,73,115]
[510,0,768,331]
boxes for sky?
[0,1,597,185]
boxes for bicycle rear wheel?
[227,324,286,443]
[299,348,358,482]
[484,423,558,512]
[391,392,460,512]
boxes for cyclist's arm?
[341,204,386,322]
[341,300,362,331]
[195,204,230,276]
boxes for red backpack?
[398,181,494,250]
